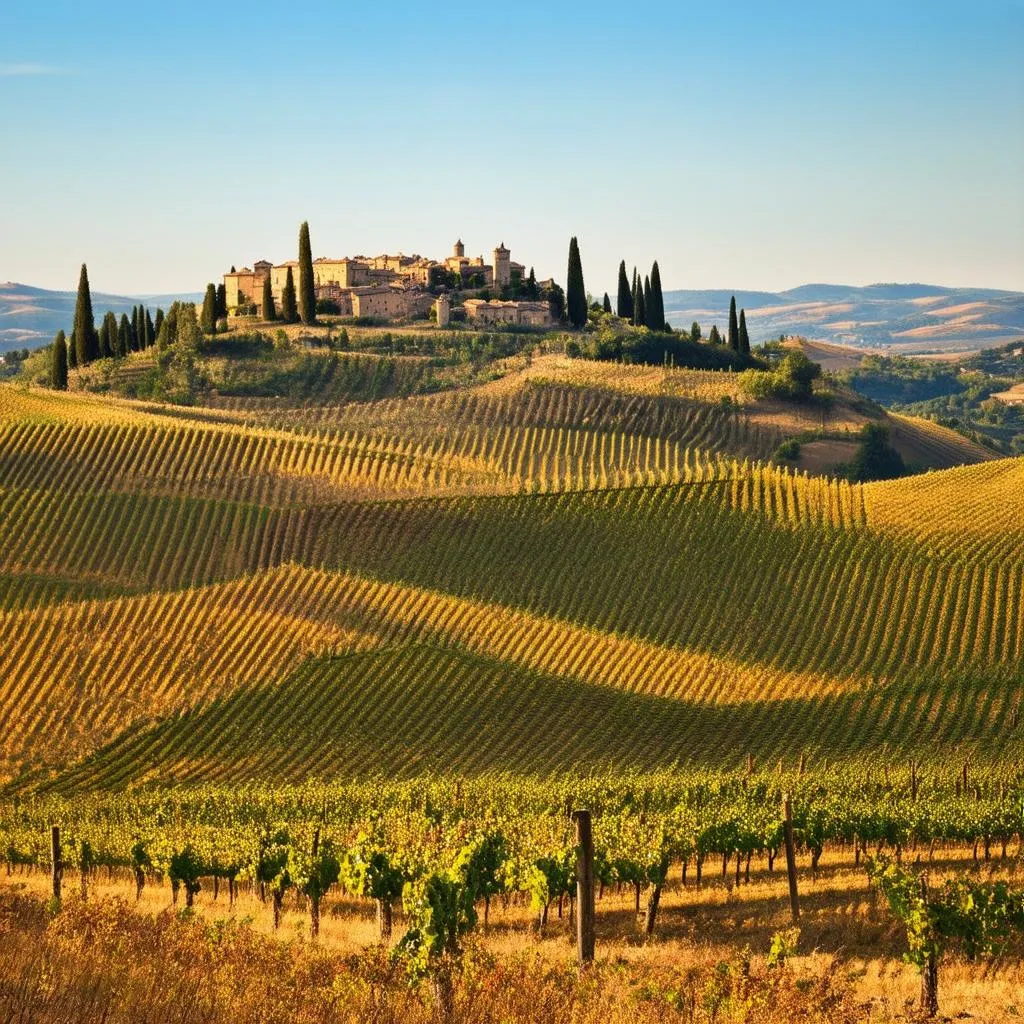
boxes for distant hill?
[0,282,203,352]
[664,283,1024,355]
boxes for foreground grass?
[3,847,1022,1022]
[0,888,861,1024]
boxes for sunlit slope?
[48,643,1016,793]
[3,464,1022,784]
[865,457,1024,562]
[0,377,1019,786]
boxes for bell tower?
[493,242,511,289]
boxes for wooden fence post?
[782,794,799,924]
[573,809,595,965]
[50,825,62,903]
[920,874,938,1017]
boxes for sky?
[1,1,1022,297]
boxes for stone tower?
[493,242,511,289]
[453,239,465,258]
[435,293,451,328]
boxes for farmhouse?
[463,298,551,327]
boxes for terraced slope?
[0,376,1019,789]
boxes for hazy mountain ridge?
[0,283,204,351]
[664,283,1024,354]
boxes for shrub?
[774,439,801,462]
[565,340,582,359]
[847,422,906,482]
[740,352,821,401]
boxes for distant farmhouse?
[224,240,551,327]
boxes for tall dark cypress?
[103,311,118,357]
[565,236,587,328]
[72,263,97,366]
[631,273,640,326]
[526,266,538,298]
[738,309,750,356]
[298,221,316,325]
[616,261,632,320]
[635,279,647,330]
[51,330,68,389]
[201,283,218,335]
[602,292,612,314]
[649,261,665,332]
[216,283,227,319]
[261,275,276,322]
[154,308,164,344]
[145,309,155,348]
[131,305,140,351]
[643,276,654,329]
[117,314,131,357]
[728,296,739,352]
[281,267,298,323]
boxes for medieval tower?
[493,242,511,289]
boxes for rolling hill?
[0,282,203,352]
[0,355,1019,792]
[664,283,1024,354]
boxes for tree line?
[564,237,753,358]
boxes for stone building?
[224,239,527,323]
[463,298,551,327]
[224,260,272,309]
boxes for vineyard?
[1,346,1023,1019]
[0,358,1021,788]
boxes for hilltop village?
[224,240,555,328]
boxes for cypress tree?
[51,330,68,389]
[708,324,721,346]
[158,304,178,349]
[145,309,155,348]
[104,311,119,357]
[68,336,77,369]
[602,292,612,314]
[616,261,632,320]
[281,267,298,323]
[649,261,665,332]
[131,306,140,350]
[201,283,218,335]
[738,309,750,356]
[728,296,739,352]
[154,308,164,344]
[691,321,702,343]
[261,275,276,322]
[72,263,97,366]
[565,236,587,328]
[635,280,647,329]
[298,221,316,325]
[526,266,538,298]
[97,312,110,358]
[216,282,227,319]
[117,314,131,357]
[643,275,654,329]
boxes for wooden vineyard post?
[50,826,62,904]
[573,809,595,966]
[782,794,799,924]
[919,874,938,1017]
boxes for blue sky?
[1,1,1021,296]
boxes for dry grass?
[3,846,1022,1021]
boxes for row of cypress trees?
[566,239,667,335]
[50,263,167,389]
[727,295,751,356]
[615,260,667,331]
